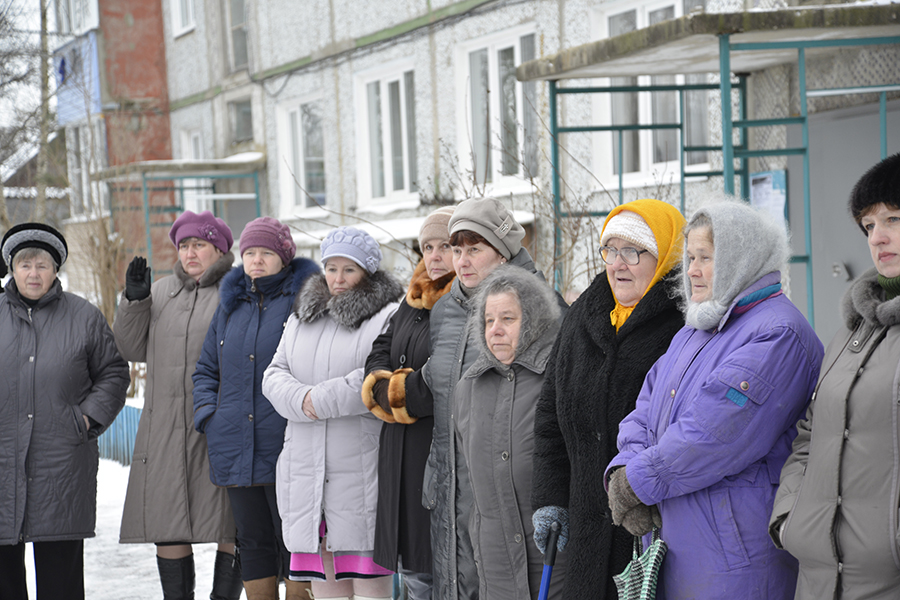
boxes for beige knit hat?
[448,198,525,260]
[419,206,455,249]
[599,210,658,258]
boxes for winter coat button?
[29,356,34,362]
[514,534,522,543]
[843,429,850,440]
[248,414,254,422]
[220,340,224,346]
[852,340,859,347]
[507,372,514,381]
[740,381,749,391]
[670,389,676,398]
[836,495,842,506]
[27,414,33,419]
[501,451,510,461]
[249,354,255,361]
[838,562,843,574]
[400,354,407,365]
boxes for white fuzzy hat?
[600,210,658,258]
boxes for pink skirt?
[288,519,394,582]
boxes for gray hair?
[12,247,58,273]
[469,265,561,365]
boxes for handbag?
[613,527,667,600]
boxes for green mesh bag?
[613,527,667,600]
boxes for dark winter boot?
[210,550,243,600]
[157,554,196,600]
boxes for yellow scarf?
[603,199,686,331]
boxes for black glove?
[125,256,152,301]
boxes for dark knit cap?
[169,210,234,254]
[849,153,900,235]
[240,217,297,267]
[1,222,68,268]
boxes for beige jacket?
[115,253,235,544]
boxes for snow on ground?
[25,459,243,599]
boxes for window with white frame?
[460,28,540,190]
[226,0,248,70]
[181,129,212,213]
[55,0,97,35]
[288,100,326,208]
[355,65,418,203]
[598,0,709,182]
[173,0,195,36]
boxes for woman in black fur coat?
[531,199,685,599]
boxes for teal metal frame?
[548,33,900,328]
[110,171,261,275]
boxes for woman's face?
[686,227,715,303]
[484,291,522,366]
[324,256,365,296]
[422,238,454,281]
[242,247,284,280]
[604,237,658,307]
[452,241,505,289]
[179,237,223,280]
[13,253,56,300]
[861,203,900,279]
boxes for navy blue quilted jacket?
[193,257,319,487]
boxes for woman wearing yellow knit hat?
[531,198,685,600]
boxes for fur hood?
[218,257,320,316]
[465,265,561,376]
[295,269,403,330]
[173,251,234,290]
[843,267,900,329]
[406,259,455,310]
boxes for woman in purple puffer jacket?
[606,198,824,599]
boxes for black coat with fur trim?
[531,270,683,600]
[363,262,453,573]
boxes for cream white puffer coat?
[262,271,401,553]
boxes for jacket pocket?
[696,365,774,444]
[71,405,89,444]
[709,488,751,571]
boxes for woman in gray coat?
[455,266,566,600]
[771,153,900,599]
[0,223,130,600]
[114,211,240,600]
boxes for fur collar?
[218,257,320,316]
[174,251,234,290]
[406,260,455,310]
[295,269,403,330]
[843,267,900,329]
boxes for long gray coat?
[454,267,566,600]
[0,278,129,544]
[115,254,236,544]
[422,248,566,600]
[771,268,900,599]
[262,271,401,553]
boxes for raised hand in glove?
[532,505,569,554]
[125,256,152,301]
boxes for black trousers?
[0,540,84,600]
[227,484,289,581]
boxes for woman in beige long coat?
[115,211,240,600]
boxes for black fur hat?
[849,153,900,235]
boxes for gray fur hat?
[683,199,789,330]
[449,198,525,260]
[469,265,561,366]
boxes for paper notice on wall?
[750,170,788,231]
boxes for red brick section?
[98,0,177,276]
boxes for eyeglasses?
[599,246,649,266]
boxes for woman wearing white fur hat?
[263,226,404,600]
[605,199,824,599]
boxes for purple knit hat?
[240,217,297,267]
[169,210,234,254]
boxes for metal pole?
[881,91,888,160]
[719,34,734,194]
[550,80,563,290]
[142,172,153,274]
[679,88,685,213]
[798,47,814,328]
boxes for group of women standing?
[12,150,892,600]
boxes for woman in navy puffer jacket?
[193,217,318,598]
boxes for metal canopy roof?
[517,3,900,81]
[91,152,266,181]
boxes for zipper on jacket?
[27,307,32,322]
